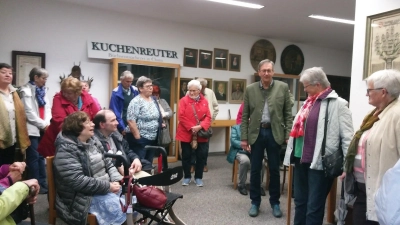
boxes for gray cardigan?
[283,91,354,170]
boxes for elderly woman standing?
[54,111,125,225]
[176,80,211,187]
[344,69,400,225]
[283,67,353,225]
[38,76,100,157]
[19,67,51,193]
[0,63,30,165]
[126,76,161,166]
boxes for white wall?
[350,1,400,129]
[0,0,352,152]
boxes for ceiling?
[55,0,355,52]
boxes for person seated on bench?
[227,118,266,196]
[54,111,125,225]
[93,109,151,178]
[0,162,39,225]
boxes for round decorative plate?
[250,39,276,71]
[280,45,304,75]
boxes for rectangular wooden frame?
[12,51,46,86]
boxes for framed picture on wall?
[213,80,228,102]
[178,78,192,99]
[229,54,241,72]
[199,49,213,69]
[229,78,246,104]
[214,48,229,70]
[183,48,198,68]
[364,8,400,79]
[12,51,46,86]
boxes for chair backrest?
[46,156,57,225]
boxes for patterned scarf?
[344,109,380,173]
[29,81,46,106]
[290,87,331,138]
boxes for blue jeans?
[126,133,156,164]
[26,136,47,188]
[181,142,207,179]
[293,158,334,225]
[250,127,281,207]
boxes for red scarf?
[290,88,331,138]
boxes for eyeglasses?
[143,84,153,89]
[303,84,315,89]
[366,88,383,94]
[260,69,273,74]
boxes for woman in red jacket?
[37,77,100,157]
[176,80,211,187]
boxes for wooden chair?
[232,156,287,194]
[46,156,98,225]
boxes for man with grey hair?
[241,59,293,218]
[109,71,139,135]
[190,78,219,172]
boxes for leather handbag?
[132,185,167,210]
[190,104,213,138]
[321,99,344,178]
[159,119,171,146]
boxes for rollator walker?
[105,146,186,225]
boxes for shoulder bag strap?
[321,99,331,157]
[191,103,200,125]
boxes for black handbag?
[321,99,344,178]
[191,104,213,138]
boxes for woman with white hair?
[344,69,400,225]
[176,80,211,187]
[283,67,354,225]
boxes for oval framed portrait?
[280,45,304,75]
[250,39,276,72]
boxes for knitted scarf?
[0,91,30,153]
[29,81,46,106]
[290,88,331,138]
[344,109,380,173]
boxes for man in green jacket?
[241,59,293,218]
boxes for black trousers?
[353,182,380,225]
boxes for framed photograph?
[214,48,229,70]
[183,48,198,68]
[198,49,213,69]
[178,78,192,99]
[213,80,228,102]
[12,51,46,86]
[229,78,246,104]
[364,8,400,79]
[195,77,212,89]
[229,54,241,72]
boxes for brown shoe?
[190,165,195,173]
[203,166,208,172]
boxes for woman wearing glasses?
[283,67,354,225]
[125,76,161,166]
[345,69,400,225]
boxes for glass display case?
[111,58,181,162]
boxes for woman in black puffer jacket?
[53,111,125,225]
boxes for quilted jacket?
[283,90,354,170]
[53,133,122,225]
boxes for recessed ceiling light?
[309,15,355,25]
[206,0,264,9]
